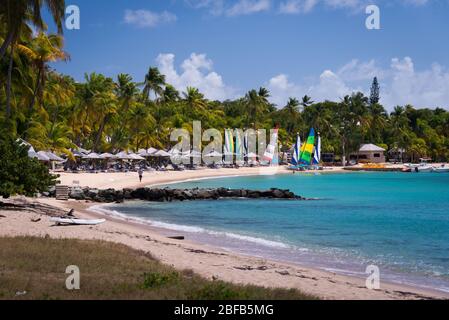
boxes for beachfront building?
[350,144,386,163]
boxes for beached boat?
[433,165,449,173]
[50,217,106,225]
[415,164,434,173]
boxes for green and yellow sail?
[299,128,316,165]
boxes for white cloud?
[187,0,433,16]
[279,0,318,14]
[124,10,177,28]
[155,53,449,110]
[156,53,236,101]
[226,0,271,16]
[184,0,225,15]
[267,57,449,110]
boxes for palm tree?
[0,0,65,60]
[140,67,165,101]
[245,89,270,128]
[183,87,207,110]
[367,103,387,143]
[162,84,180,103]
[17,32,68,119]
[282,97,300,134]
[301,95,314,108]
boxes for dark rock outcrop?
[62,186,305,203]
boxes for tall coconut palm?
[17,32,68,119]
[301,95,314,108]
[162,84,180,103]
[183,87,207,110]
[282,97,300,134]
[0,0,65,60]
[140,67,165,101]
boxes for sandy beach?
[1,167,448,300]
[54,166,294,189]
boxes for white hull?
[434,167,449,173]
[51,217,106,225]
[415,165,434,172]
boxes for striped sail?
[313,134,321,165]
[224,129,235,154]
[291,134,301,166]
[299,128,316,165]
[235,130,244,162]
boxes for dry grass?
[0,236,317,300]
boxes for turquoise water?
[100,172,449,292]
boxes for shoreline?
[2,166,448,300]
[88,200,449,297]
[54,166,348,190]
[2,197,447,300]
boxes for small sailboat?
[289,134,301,169]
[312,133,321,169]
[299,128,316,167]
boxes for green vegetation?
[1,1,449,162]
[0,137,57,198]
[0,237,317,300]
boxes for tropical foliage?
[0,137,57,198]
[1,2,449,163]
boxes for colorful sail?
[291,134,301,166]
[313,134,321,165]
[299,128,316,165]
[235,130,244,162]
[264,129,279,162]
[224,129,235,154]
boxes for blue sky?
[48,0,449,109]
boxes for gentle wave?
[89,204,291,249]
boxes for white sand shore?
[1,167,447,300]
[54,166,346,189]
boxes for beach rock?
[69,187,85,200]
[63,186,304,203]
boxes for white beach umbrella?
[36,151,51,161]
[204,151,223,158]
[99,153,115,159]
[130,153,145,161]
[155,150,171,157]
[76,146,90,154]
[147,147,158,154]
[44,151,64,162]
[115,151,132,160]
[138,148,156,157]
[28,149,37,159]
[83,152,101,160]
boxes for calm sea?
[97,172,449,292]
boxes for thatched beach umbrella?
[154,150,171,157]
[83,152,101,160]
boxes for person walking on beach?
[138,168,143,182]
